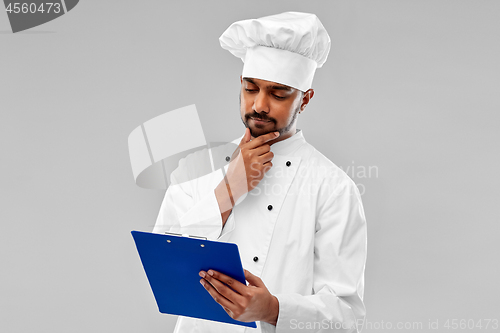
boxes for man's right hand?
[224,128,279,203]
[214,128,278,225]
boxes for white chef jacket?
[153,129,367,333]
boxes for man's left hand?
[199,269,279,326]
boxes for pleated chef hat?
[219,12,331,92]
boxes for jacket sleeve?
[270,176,367,333]
[152,164,237,241]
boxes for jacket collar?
[270,128,306,156]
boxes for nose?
[252,91,270,114]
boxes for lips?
[251,117,270,122]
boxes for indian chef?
[153,11,367,333]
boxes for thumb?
[232,128,251,160]
[244,269,264,287]
[241,127,251,144]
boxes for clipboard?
[131,230,257,328]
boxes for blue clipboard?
[131,231,257,328]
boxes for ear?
[299,89,315,113]
[240,75,243,84]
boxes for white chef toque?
[219,12,331,92]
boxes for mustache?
[247,113,274,122]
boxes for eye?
[245,88,257,93]
[273,94,286,100]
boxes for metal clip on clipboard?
[164,231,207,240]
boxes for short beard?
[239,93,301,138]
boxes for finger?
[222,306,235,318]
[262,161,273,173]
[257,150,274,163]
[244,269,264,287]
[240,127,251,145]
[200,278,236,311]
[252,144,271,157]
[232,128,251,160]
[202,274,246,306]
[246,131,279,149]
[202,270,248,296]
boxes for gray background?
[1,1,499,332]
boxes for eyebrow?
[243,78,293,92]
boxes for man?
[153,12,367,333]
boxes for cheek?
[272,102,294,122]
[240,94,253,110]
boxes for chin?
[249,127,271,137]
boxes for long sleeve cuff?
[176,188,224,240]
